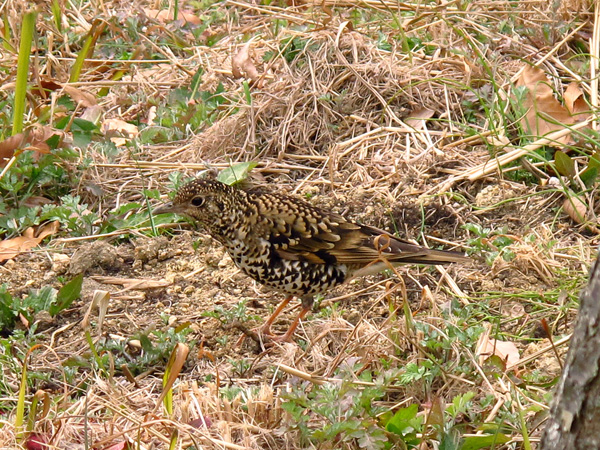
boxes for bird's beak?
[153,201,185,215]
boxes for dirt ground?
[1,1,597,448]
[3,178,582,376]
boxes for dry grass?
[0,0,598,449]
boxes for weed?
[40,195,100,236]
[229,357,251,377]
[202,300,259,324]
[0,275,82,334]
[150,82,227,142]
[73,325,196,376]
[464,223,516,265]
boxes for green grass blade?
[173,0,179,22]
[13,11,36,136]
[69,19,106,83]
[50,0,62,33]
[2,14,16,53]
[14,356,28,437]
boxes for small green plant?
[217,161,258,185]
[202,300,259,324]
[384,403,423,447]
[229,357,251,377]
[149,81,227,142]
[0,274,83,334]
[263,36,311,64]
[384,394,510,449]
[70,325,196,375]
[40,195,100,236]
[282,380,388,449]
[167,171,189,196]
[0,150,77,225]
[215,335,228,346]
[464,223,516,265]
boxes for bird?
[154,178,469,342]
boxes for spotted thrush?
[154,179,468,342]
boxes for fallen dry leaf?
[517,66,573,143]
[80,105,104,125]
[102,118,139,146]
[232,40,261,84]
[31,77,63,99]
[516,66,591,146]
[563,194,587,224]
[0,125,62,167]
[404,107,435,129]
[476,323,520,368]
[103,442,129,450]
[564,82,589,117]
[26,124,60,158]
[144,8,202,25]
[63,85,97,107]
[29,124,60,146]
[0,133,25,167]
[23,196,53,208]
[0,221,59,262]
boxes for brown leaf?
[23,196,53,208]
[563,195,587,224]
[102,118,139,146]
[29,124,60,147]
[479,337,520,367]
[189,416,212,428]
[517,66,574,144]
[0,133,25,167]
[405,107,435,129]
[231,41,261,83]
[564,82,589,117]
[23,124,59,160]
[31,77,63,99]
[476,323,520,368]
[63,85,97,107]
[80,105,104,124]
[144,8,202,25]
[0,221,59,262]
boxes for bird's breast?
[223,238,348,296]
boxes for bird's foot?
[233,322,294,347]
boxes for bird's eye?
[191,196,205,207]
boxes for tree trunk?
[541,250,600,449]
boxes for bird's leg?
[235,295,294,347]
[259,295,294,336]
[237,295,313,346]
[270,295,314,342]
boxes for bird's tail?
[391,246,470,265]
[370,231,470,265]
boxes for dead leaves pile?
[515,65,598,231]
[0,221,59,262]
[517,65,590,145]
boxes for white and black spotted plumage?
[155,179,468,341]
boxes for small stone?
[51,253,70,274]
[183,285,195,295]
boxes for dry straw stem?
[434,119,594,194]
[506,334,572,372]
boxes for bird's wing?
[253,193,350,264]
[254,193,467,266]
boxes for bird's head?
[154,179,244,230]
